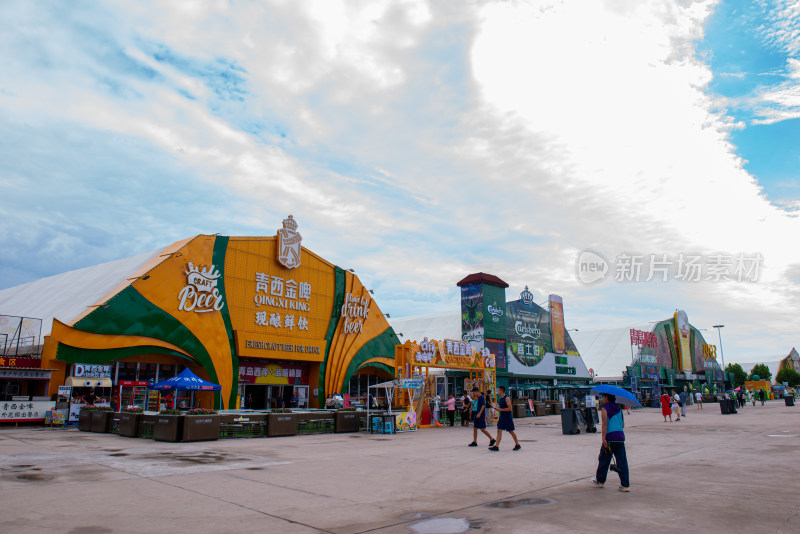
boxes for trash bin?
[728,399,738,414]
[785,396,795,406]
[720,399,730,414]
[584,407,598,433]
[560,408,580,435]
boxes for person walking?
[592,393,630,492]
[760,389,766,406]
[467,388,495,448]
[695,391,702,410]
[679,390,687,418]
[750,389,756,406]
[444,394,456,427]
[671,390,681,421]
[660,391,672,422]
[485,390,495,427]
[461,393,471,426]
[489,386,521,452]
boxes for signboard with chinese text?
[73,364,112,378]
[237,361,308,385]
[0,356,42,368]
[0,369,51,380]
[1,400,55,422]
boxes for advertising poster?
[482,285,507,341]
[506,299,547,367]
[549,295,566,354]
[460,284,484,347]
[674,310,693,373]
[505,293,587,378]
[485,339,506,370]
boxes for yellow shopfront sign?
[43,216,400,408]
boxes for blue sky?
[0,0,798,364]
[700,0,800,207]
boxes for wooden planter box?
[334,411,360,433]
[513,404,527,418]
[118,412,142,437]
[90,410,113,433]
[78,410,93,432]
[267,413,297,437]
[295,412,334,423]
[153,415,184,442]
[534,403,546,417]
[554,404,562,415]
[182,415,220,442]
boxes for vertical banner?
[549,295,566,354]
[482,285,507,341]
[460,284,484,350]
[674,310,693,374]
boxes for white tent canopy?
[569,324,655,380]
[0,250,158,336]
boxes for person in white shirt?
[671,390,681,421]
[695,391,702,410]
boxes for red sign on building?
[0,357,42,368]
[630,329,658,348]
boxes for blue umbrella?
[590,384,641,407]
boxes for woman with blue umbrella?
[590,385,638,492]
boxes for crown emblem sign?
[277,215,302,269]
[185,262,220,293]
[520,285,534,306]
[283,215,298,231]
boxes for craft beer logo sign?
[341,292,370,334]
[178,262,224,313]
[277,215,302,269]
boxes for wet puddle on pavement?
[486,497,553,509]
[409,517,474,533]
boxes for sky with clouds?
[1,0,798,367]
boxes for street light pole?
[713,324,725,390]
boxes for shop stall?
[152,368,221,408]
[394,337,496,429]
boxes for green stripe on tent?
[342,327,401,392]
[71,285,219,387]
[317,266,346,405]
[212,236,238,408]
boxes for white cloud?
[0,0,798,362]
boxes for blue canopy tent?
[151,368,221,410]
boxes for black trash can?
[785,396,795,406]
[720,399,730,414]
[728,399,738,414]
[584,407,598,433]
[560,408,580,435]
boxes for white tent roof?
[389,310,460,343]
[0,249,157,337]
[569,324,654,380]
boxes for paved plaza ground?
[1,401,798,533]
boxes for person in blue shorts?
[489,386,521,451]
[592,393,630,492]
[468,387,495,447]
